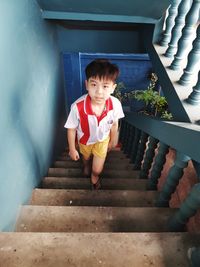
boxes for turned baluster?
[168,183,200,231]
[147,143,169,190]
[156,152,190,207]
[170,0,200,70]
[133,131,149,170]
[179,24,200,86]
[165,0,191,58]
[139,136,159,179]
[160,0,182,46]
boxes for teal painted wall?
[57,26,144,53]
[0,0,66,230]
[37,0,170,20]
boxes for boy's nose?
[96,86,103,93]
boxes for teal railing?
[120,112,200,232]
[123,2,200,262]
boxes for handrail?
[125,112,200,163]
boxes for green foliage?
[161,110,173,120]
[133,88,168,117]
[114,73,173,120]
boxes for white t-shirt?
[64,94,124,145]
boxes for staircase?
[0,149,199,267]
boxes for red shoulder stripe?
[76,100,90,145]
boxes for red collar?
[85,94,113,123]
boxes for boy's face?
[85,76,116,105]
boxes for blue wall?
[0,0,66,230]
[58,24,149,111]
[57,26,142,53]
[63,52,153,110]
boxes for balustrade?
[119,117,199,232]
[170,0,200,70]
[156,152,190,207]
[179,24,200,86]
[164,0,191,58]
[133,131,149,170]
[139,136,159,179]
[168,183,200,231]
[160,0,181,46]
[147,143,169,190]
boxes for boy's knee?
[92,168,102,176]
[92,154,106,175]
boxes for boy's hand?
[69,149,80,161]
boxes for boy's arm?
[67,128,80,161]
[108,120,119,151]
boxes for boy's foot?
[91,176,101,190]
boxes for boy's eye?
[103,85,109,89]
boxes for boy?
[64,59,124,189]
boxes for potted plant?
[113,73,173,120]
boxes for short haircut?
[85,59,119,82]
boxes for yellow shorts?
[79,136,110,159]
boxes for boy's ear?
[85,80,88,91]
[111,83,117,94]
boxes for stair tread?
[0,232,199,267]
[62,149,125,157]
[42,177,148,190]
[48,167,139,178]
[30,188,158,207]
[16,205,177,232]
[53,160,134,170]
[58,155,130,162]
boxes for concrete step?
[1,232,199,267]
[30,189,158,207]
[48,167,138,179]
[15,206,177,232]
[53,160,134,170]
[42,177,148,190]
[58,154,130,162]
[62,149,126,158]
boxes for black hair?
[85,59,119,82]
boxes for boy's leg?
[91,155,106,185]
[91,136,110,187]
[79,143,92,177]
[82,156,91,177]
